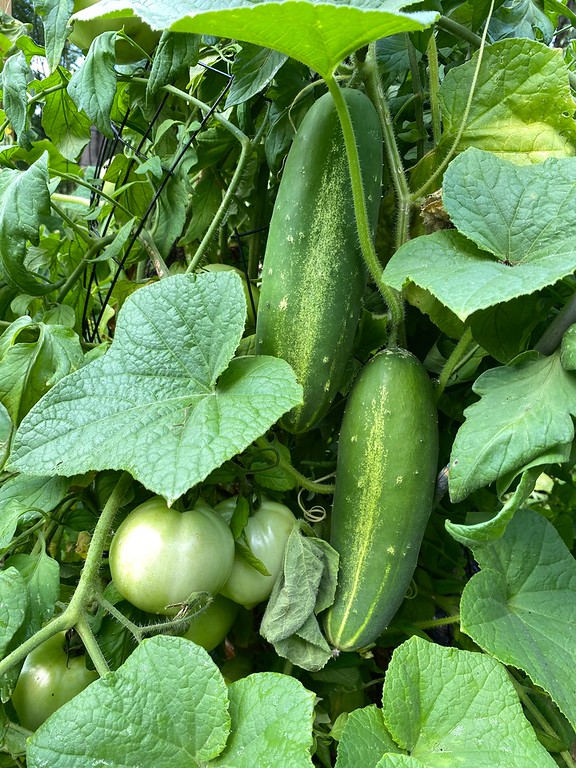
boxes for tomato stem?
[0,472,132,679]
[75,614,110,678]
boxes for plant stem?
[56,234,116,303]
[437,16,483,48]
[413,614,460,630]
[255,437,335,494]
[406,35,426,162]
[427,33,442,145]
[75,613,110,678]
[51,193,91,207]
[50,201,93,245]
[0,472,132,678]
[508,674,576,768]
[358,43,412,249]
[411,1,495,201]
[434,327,476,401]
[535,291,576,355]
[324,72,405,346]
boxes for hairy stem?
[0,472,132,678]
[358,43,412,249]
[324,72,405,346]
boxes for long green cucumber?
[255,88,382,433]
[324,348,438,652]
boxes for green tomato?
[202,264,260,332]
[109,497,235,615]
[11,633,98,731]
[216,496,297,608]
[183,595,238,651]
[70,0,161,64]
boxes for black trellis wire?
[82,60,234,344]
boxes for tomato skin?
[70,0,160,64]
[183,595,239,651]
[216,496,297,608]
[109,497,235,615]
[11,633,98,731]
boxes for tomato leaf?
[8,273,302,504]
[0,568,27,658]
[0,317,84,426]
[260,527,339,671]
[0,474,70,549]
[449,352,576,502]
[461,509,576,730]
[147,30,200,96]
[73,0,438,79]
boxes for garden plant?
[0,0,576,766]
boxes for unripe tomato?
[216,496,297,608]
[183,595,238,651]
[70,0,161,64]
[11,633,98,731]
[109,497,235,615]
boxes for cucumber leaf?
[72,0,438,79]
[8,273,302,505]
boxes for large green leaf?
[210,673,315,767]
[461,509,576,730]
[27,636,231,767]
[448,351,576,502]
[335,637,556,767]
[335,706,400,768]
[438,38,576,163]
[8,273,302,504]
[27,636,315,768]
[384,151,576,321]
[73,0,438,79]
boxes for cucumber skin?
[324,348,439,652]
[255,89,382,434]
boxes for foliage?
[0,0,575,766]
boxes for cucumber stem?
[508,673,576,768]
[357,44,412,249]
[324,73,405,346]
[255,437,335,494]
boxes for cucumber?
[324,348,438,652]
[255,89,382,433]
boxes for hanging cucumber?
[255,88,383,433]
[324,348,439,652]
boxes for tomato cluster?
[11,494,296,731]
